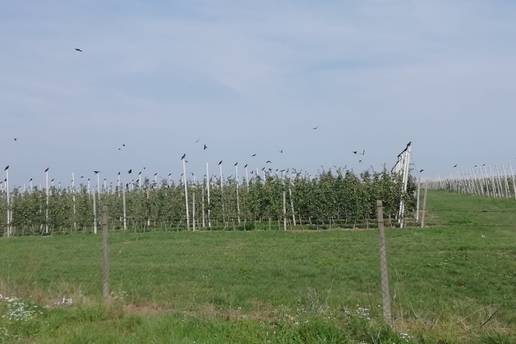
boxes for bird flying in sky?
[74,48,83,52]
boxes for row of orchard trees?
[0,169,415,235]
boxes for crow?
[13,138,17,142]
[4,165,9,171]
[234,162,238,166]
[419,169,424,173]
[203,144,208,150]
[181,153,186,160]
[244,164,248,168]
[44,168,49,172]
[453,164,458,168]
[266,160,272,164]
[312,126,318,130]
[218,160,223,165]
[75,48,83,52]
[280,149,284,154]
[93,170,100,174]
[128,169,132,174]
[251,153,256,157]
[353,151,358,155]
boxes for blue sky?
[2,0,516,185]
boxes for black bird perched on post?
[353,151,358,155]
[181,153,186,160]
[234,162,238,166]
[280,149,284,154]
[266,160,272,164]
[13,138,17,142]
[312,126,318,130]
[128,169,132,174]
[4,165,9,171]
[244,164,248,168]
[74,48,83,52]
[251,153,256,157]
[44,167,49,172]
[218,160,223,165]
[93,170,100,174]
[419,169,424,173]
[453,164,458,168]
[203,144,207,150]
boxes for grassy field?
[0,191,515,343]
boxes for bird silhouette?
[181,153,186,160]
[234,162,238,166]
[453,164,458,168]
[74,48,83,52]
[419,169,424,173]
[128,169,132,174]
[244,164,248,168]
[4,165,9,171]
[280,149,284,154]
[218,160,223,165]
[251,153,256,157]
[93,170,100,174]
[312,126,318,130]
[266,160,272,164]
[44,168,49,172]
[13,138,17,142]
[194,138,200,143]
[353,151,358,155]
[203,144,208,150]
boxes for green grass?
[0,191,515,343]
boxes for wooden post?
[101,206,110,302]
[376,200,392,326]
[421,183,428,229]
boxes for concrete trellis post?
[182,158,190,230]
[376,200,392,326]
[101,206,110,302]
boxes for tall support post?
[192,185,196,231]
[376,200,392,326]
[235,164,241,226]
[92,189,98,234]
[5,166,11,237]
[101,206,110,302]
[288,175,296,226]
[201,182,206,228]
[510,163,516,199]
[415,178,421,222]
[219,163,226,228]
[282,190,287,231]
[72,173,77,231]
[182,158,190,230]
[245,165,250,192]
[122,183,127,231]
[502,165,511,199]
[421,183,428,228]
[206,163,211,229]
[45,168,50,234]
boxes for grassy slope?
[0,191,514,343]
